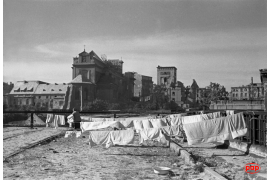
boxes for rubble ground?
[4,128,216,180]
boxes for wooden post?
[80,85,83,111]
[30,112,34,129]
[252,116,256,144]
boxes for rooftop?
[157,65,177,70]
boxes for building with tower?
[157,66,177,87]
[7,49,131,110]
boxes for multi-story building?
[155,66,185,106]
[107,59,124,74]
[157,66,177,87]
[125,72,153,101]
[70,49,128,107]
[230,83,264,101]
[124,72,136,100]
[260,69,267,111]
[9,80,68,110]
[167,87,182,106]
[210,69,267,110]
[3,82,14,106]
[8,49,130,110]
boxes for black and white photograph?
[3,0,267,179]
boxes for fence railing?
[3,110,119,129]
[238,111,267,146]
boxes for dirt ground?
[173,138,267,180]
[3,132,217,180]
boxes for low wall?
[210,104,265,110]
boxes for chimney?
[251,77,253,85]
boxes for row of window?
[232,88,247,92]
[35,95,61,99]
[232,87,263,92]
[232,93,247,97]
[232,92,263,97]
[14,99,64,108]
[14,88,63,92]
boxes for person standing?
[72,108,81,130]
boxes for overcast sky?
[3,0,267,90]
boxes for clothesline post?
[30,112,33,129]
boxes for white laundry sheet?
[88,129,135,148]
[48,115,65,128]
[80,116,92,122]
[80,121,119,132]
[149,119,168,128]
[125,116,153,120]
[133,119,144,130]
[46,114,54,123]
[110,129,135,145]
[138,128,168,145]
[91,118,115,122]
[167,116,182,126]
[226,110,234,116]
[118,119,134,128]
[183,113,247,145]
[142,119,154,129]
[161,125,183,137]
[182,112,221,125]
[89,131,112,148]
[58,115,65,125]
[46,114,53,128]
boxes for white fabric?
[183,113,247,145]
[89,118,115,122]
[142,119,153,129]
[182,112,221,125]
[161,126,171,136]
[133,120,144,130]
[46,114,54,123]
[168,116,182,126]
[80,116,92,122]
[149,119,168,128]
[88,130,135,148]
[89,131,112,148]
[212,112,221,118]
[119,119,134,128]
[226,110,234,116]
[110,129,135,145]
[161,125,182,136]
[65,131,76,138]
[138,128,166,144]
[59,115,65,125]
[53,115,60,129]
[67,114,74,123]
[80,121,119,132]
[170,125,183,136]
[46,114,54,127]
[64,131,82,138]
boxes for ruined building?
[8,49,134,110]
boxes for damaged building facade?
[8,50,138,110]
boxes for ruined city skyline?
[3,0,267,91]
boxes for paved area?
[175,139,267,180]
[3,130,215,180]
[3,127,267,180]
[3,127,68,159]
